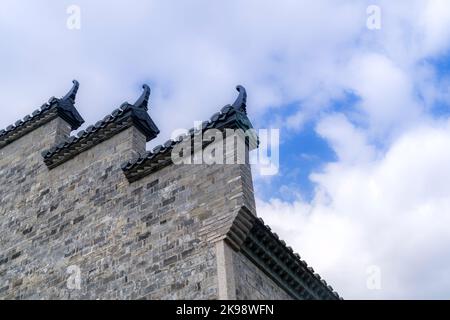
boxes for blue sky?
[1,0,450,299]
[255,92,361,202]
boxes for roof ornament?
[133,84,151,111]
[231,85,247,114]
[62,80,80,103]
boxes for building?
[0,81,340,300]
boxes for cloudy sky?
[1,0,450,299]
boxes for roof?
[0,80,84,149]
[221,206,341,300]
[42,84,159,169]
[244,217,342,300]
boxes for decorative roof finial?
[232,85,247,114]
[133,84,151,111]
[62,80,79,103]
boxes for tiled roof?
[0,80,84,149]
[42,84,159,169]
[244,216,342,300]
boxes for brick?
[73,215,84,224]
[162,197,175,206]
[0,105,307,301]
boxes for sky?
[1,0,450,299]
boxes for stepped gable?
[42,84,160,169]
[122,85,256,182]
[0,80,84,149]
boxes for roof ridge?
[0,81,84,149]
[42,84,159,169]
[253,217,342,300]
[121,85,255,182]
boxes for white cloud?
[316,113,376,164]
[1,1,448,136]
[258,118,450,299]
[343,53,423,136]
[416,0,450,56]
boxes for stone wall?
[232,250,293,300]
[0,117,263,299]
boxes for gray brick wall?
[0,116,294,300]
[232,250,293,300]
